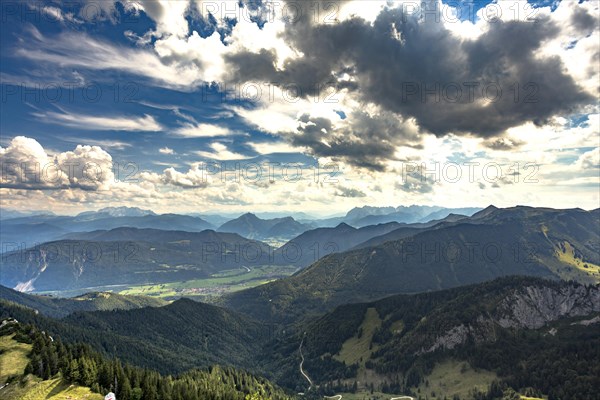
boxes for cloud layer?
[1,0,598,213]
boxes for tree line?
[4,321,294,400]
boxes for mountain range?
[1,205,599,398]
[274,221,407,268]
[0,228,274,292]
[0,210,486,293]
[225,206,600,322]
[217,213,314,241]
[318,205,482,228]
[0,208,214,248]
[0,205,482,249]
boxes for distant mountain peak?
[218,213,309,240]
[97,206,156,217]
[335,222,356,230]
[346,206,396,218]
[76,206,156,218]
[240,212,259,219]
[471,205,499,219]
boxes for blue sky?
[0,0,598,214]
[0,2,283,171]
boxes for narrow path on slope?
[298,334,414,400]
[299,336,313,391]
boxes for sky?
[0,0,598,216]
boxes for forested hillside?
[0,298,268,375]
[2,276,599,399]
[0,319,293,400]
[258,277,600,398]
[0,229,274,292]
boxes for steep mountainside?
[352,213,469,250]
[225,207,600,322]
[0,298,270,375]
[261,277,600,397]
[0,320,293,400]
[274,222,404,268]
[0,229,274,292]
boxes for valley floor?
[34,265,298,300]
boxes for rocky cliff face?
[422,283,600,354]
[496,284,600,329]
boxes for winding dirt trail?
[299,336,313,390]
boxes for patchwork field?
[118,265,298,299]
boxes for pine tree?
[68,359,80,382]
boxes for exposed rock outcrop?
[496,284,600,329]
[422,283,600,354]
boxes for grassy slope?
[0,334,102,400]
[416,360,497,399]
[1,376,103,400]
[335,307,382,367]
[0,334,30,383]
[333,307,388,391]
[552,240,600,281]
[331,310,498,399]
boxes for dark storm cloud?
[224,1,593,170]
[225,49,279,82]
[293,110,419,171]
[284,6,591,137]
[571,7,597,33]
